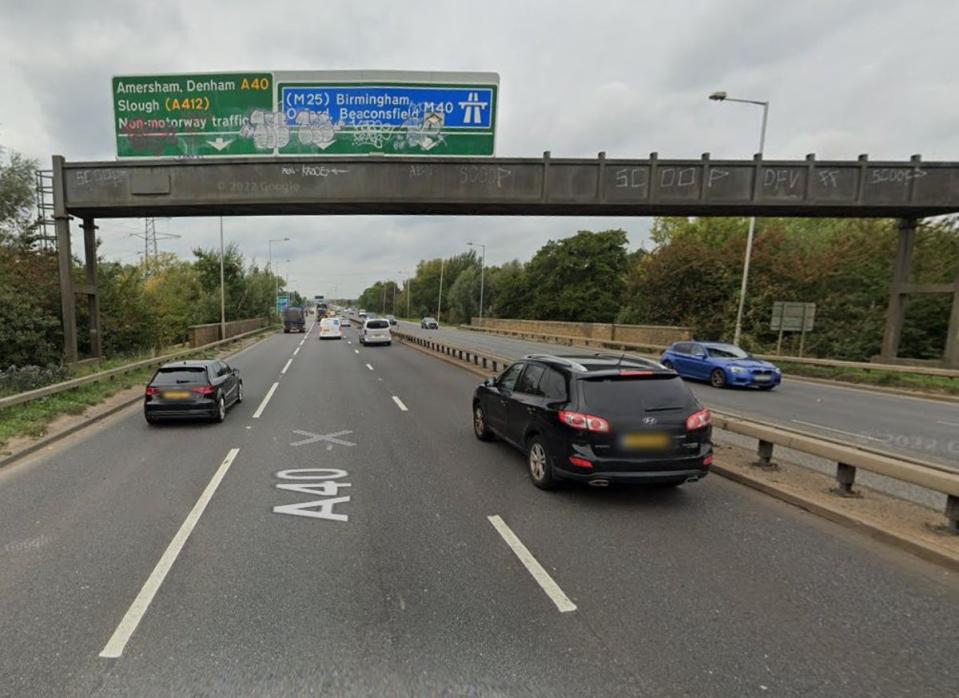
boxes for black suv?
[144,360,243,424]
[472,354,712,489]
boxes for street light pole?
[437,258,445,323]
[219,217,226,340]
[268,236,290,315]
[467,242,487,323]
[709,91,769,346]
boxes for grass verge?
[776,361,959,397]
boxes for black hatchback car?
[144,360,243,424]
[472,354,712,489]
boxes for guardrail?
[395,329,959,532]
[454,325,959,379]
[0,325,275,411]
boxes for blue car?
[660,341,782,390]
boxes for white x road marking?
[290,429,356,448]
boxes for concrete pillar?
[879,218,917,362]
[52,155,77,363]
[82,218,102,357]
[944,265,959,369]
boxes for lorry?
[282,306,306,333]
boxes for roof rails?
[522,354,590,372]
[590,352,665,368]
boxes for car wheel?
[386,341,392,346]
[527,436,555,490]
[473,404,495,441]
[145,414,158,426]
[236,381,244,403]
[214,396,226,423]
[710,369,727,388]
[661,359,674,371]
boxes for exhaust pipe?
[588,479,610,487]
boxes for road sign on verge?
[276,294,289,313]
[113,71,499,158]
[771,302,816,332]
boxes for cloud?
[2,0,956,298]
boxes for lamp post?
[219,217,226,340]
[268,237,290,314]
[437,258,445,323]
[467,241,487,323]
[709,90,769,346]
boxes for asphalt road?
[397,322,959,470]
[1,322,958,696]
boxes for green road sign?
[113,73,274,158]
[113,71,499,158]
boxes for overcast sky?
[2,0,957,298]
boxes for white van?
[318,317,342,340]
[360,318,391,346]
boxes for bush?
[0,364,70,396]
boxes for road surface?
[1,324,957,696]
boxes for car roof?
[521,353,673,376]
[700,341,739,349]
[158,360,215,369]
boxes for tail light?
[192,385,216,395]
[559,410,610,433]
[703,454,714,466]
[145,386,159,397]
[619,370,653,376]
[686,408,711,431]
[569,455,593,469]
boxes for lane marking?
[293,347,300,356]
[100,448,240,658]
[346,340,351,345]
[354,349,359,355]
[790,419,882,442]
[281,358,293,375]
[366,363,374,371]
[252,382,279,419]
[298,338,305,347]
[392,396,408,411]
[487,515,576,613]
[937,420,959,427]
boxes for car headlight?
[730,366,746,374]
[773,367,781,374]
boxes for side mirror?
[484,377,494,387]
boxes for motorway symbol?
[290,429,356,448]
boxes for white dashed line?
[937,420,959,427]
[100,448,241,657]
[281,358,293,375]
[293,347,300,356]
[366,363,374,371]
[392,396,408,411]
[487,515,576,613]
[791,419,881,442]
[252,382,279,419]
[354,349,360,355]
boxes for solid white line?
[937,420,959,427]
[791,419,882,442]
[252,382,279,419]
[100,448,240,658]
[392,396,408,411]
[293,347,300,356]
[281,358,293,375]
[366,363,374,371]
[487,515,576,613]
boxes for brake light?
[191,385,216,395]
[145,386,159,397]
[686,408,711,431]
[619,370,653,376]
[703,454,714,466]
[559,410,610,433]
[569,455,593,469]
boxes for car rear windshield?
[152,367,208,385]
[367,320,389,329]
[580,375,692,414]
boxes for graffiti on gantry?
[295,110,338,149]
[240,110,291,150]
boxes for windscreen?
[152,367,207,385]
[581,376,692,414]
[366,320,389,329]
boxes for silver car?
[360,318,392,346]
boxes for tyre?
[527,436,555,490]
[661,359,674,371]
[236,381,244,403]
[145,414,159,426]
[473,403,495,441]
[214,396,226,423]
[386,341,392,346]
[710,369,727,388]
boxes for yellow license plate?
[163,390,191,400]
[622,433,671,450]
